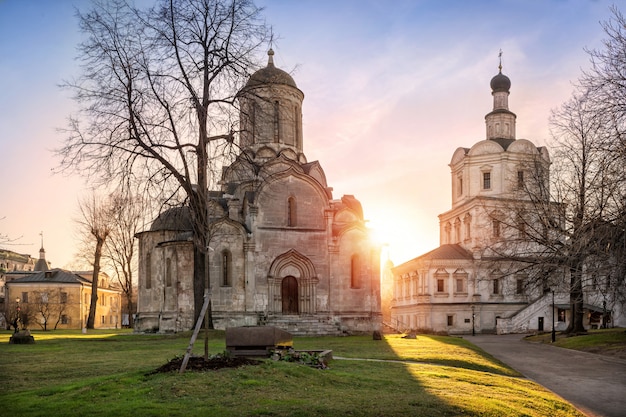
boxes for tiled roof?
[411,244,474,262]
[7,268,90,285]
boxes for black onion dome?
[150,207,192,232]
[245,49,297,89]
[490,71,511,93]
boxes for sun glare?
[368,217,416,265]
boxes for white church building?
[390,65,623,334]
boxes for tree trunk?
[566,266,586,334]
[126,291,134,328]
[86,237,104,329]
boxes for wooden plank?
[179,290,210,374]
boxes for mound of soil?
[150,355,262,374]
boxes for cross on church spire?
[498,49,503,73]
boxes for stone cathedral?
[134,50,382,335]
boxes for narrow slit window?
[222,250,231,286]
[287,197,297,227]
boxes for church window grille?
[436,279,444,293]
[493,278,500,295]
[517,170,524,189]
[41,292,48,303]
[61,292,68,303]
[516,278,524,295]
[492,219,501,237]
[483,172,491,190]
[221,250,231,286]
[447,315,454,326]
[456,278,464,293]
[457,176,463,197]
[454,218,461,243]
[100,295,106,306]
[165,258,172,287]
[21,292,28,303]
[287,197,297,227]
[61,315,69,324]
[351,254,361,289]
[101,315,105,324]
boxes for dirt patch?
[579,346,626,360]
[150,355,262,374]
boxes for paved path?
[464,334,626,417]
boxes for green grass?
[526,327,626,356]
[0,330,585,416]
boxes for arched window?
[273,100,280,142]
[287,197,297,227]
[221,250,231,286]
[165,258,172,287]
[351,254,361,289]
[454,218,461,243]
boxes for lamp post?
[551,290,556,343]
[471,304,475,336]
[15,297,21,333]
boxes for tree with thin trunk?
[77,194,115,329]
[56,0,269,350]
[104,192,145,328]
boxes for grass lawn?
[0,330,585,417]
[526,327,626,359]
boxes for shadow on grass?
[0,330,584,416]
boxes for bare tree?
[32,290,53,331]
[479,90,623,334]
[56,0,269,329]
[76,194,116,329]
[104,193,145,328]
[580,5,626,162]
[32,289,69,331]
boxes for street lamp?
[471,304,475,336]
[15,297,21,333]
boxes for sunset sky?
[0,0,615,269]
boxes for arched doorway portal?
[281,276,299,314]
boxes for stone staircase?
[496,293,554,334]
[264,315,345,336]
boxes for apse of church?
[134,50,382,335]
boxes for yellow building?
[5,268,122,330]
